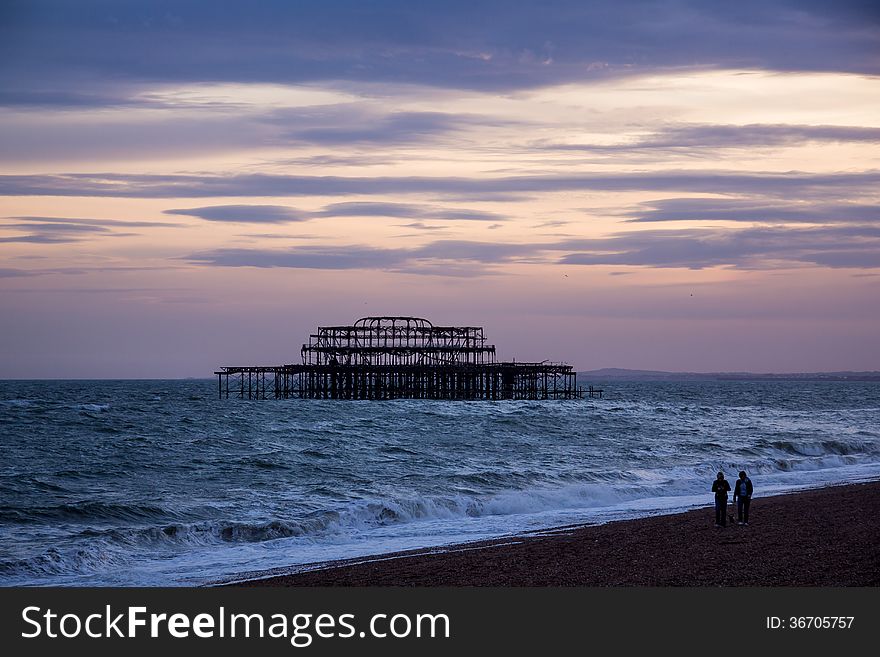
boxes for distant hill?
[578,368,880,382]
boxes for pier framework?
[216,316,596,401]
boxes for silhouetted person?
[711,472,731,527]
[733,470,753,525]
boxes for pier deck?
[216,316,598,400]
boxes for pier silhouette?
[216,316,598,400]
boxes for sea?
[1,379,879,586]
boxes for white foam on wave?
[1,399,34,407]
[7,457,880,587]
[78,403,110,412]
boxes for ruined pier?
[216,316,600,400]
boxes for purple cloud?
[164,202,504,224]
[185,224,880,274]
[164,205,305,224]
[3,1,878,101]
[5,170,879,200]
[541,123,880,153]
[623,198,880,224]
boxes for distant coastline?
[579,368,880,382]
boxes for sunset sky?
[1,0,879,377]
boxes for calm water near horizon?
[2,379,879,586]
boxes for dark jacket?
[733,477,753,500]
[712,479,731,500]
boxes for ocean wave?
[0,545,134,579]
[0,501,172,524]
[16,483,652,553]
[5,458,880,584]
[766,438,880,457]
[0,398,36,407]
[77,403,111,413]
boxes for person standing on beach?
[733,470,753,526]
[711,472,731,527]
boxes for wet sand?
[236,481,880,586]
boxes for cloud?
[237,233,320,240]
[10,216,182,228]
[185,239,537,275]
[640,124,880,148]
[185,224,880,274]
[0,266,182,279]
[186,246,413,270]
[0,235,87,244]
[278,154,399,168]
[395,222,448,231]
[163,202,504,224]
[805,250,880,268]
[533,219,571,228]
[0,102,515,164]
[623,198,880,224]
[0,220,112,243]
[0,268,39,277]
[541,123,880,153]
[2,1,878,101]
[275,110,489,145]
[415,239,536,262]
[0,216,180,243]
[556,225,880,269]
[0,88,148,110]
[5,170,879,200]
[163,205,305,223]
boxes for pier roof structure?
[216,316,594,400]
